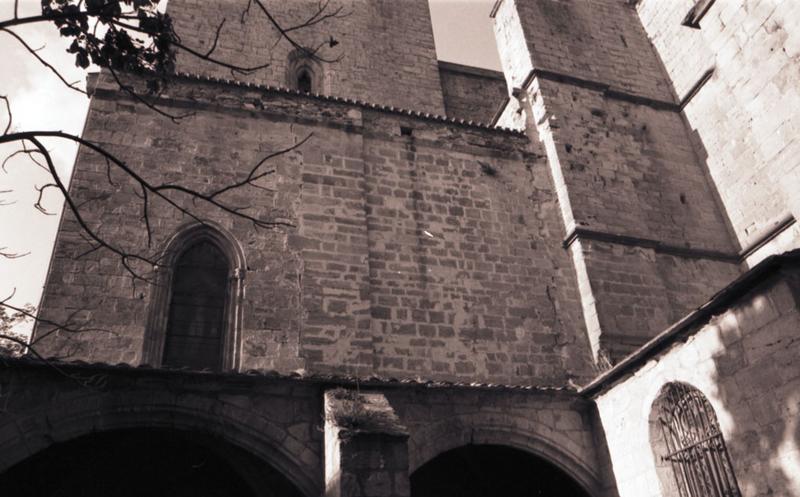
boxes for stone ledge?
[0,355,579,394]
[91,69,523,135]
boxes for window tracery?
[143,224,245,371]
[652,382,741,497]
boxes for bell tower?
[491,0,741,364]
[167,0,447,113]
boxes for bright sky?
[0,0,500,331]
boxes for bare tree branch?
[252,0,346,63]
[0,28,87,95]
[109,17,272,75]
[33,182,59,215]
[102,61,194,123]
[0,248,29,259]
[0,0,337,358]
[1,95,10,135]
[0,292,111,387]
[1,129,303,279]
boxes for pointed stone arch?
[0,388,319,497]
[409,419,605,497]
[286,48,325,94]
[411,443,593,497]
[143,222,246,371]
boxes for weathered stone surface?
[169,0,446,114]
[20,2,800,496]
[34,71,593,385]
[636,0,800,260]
[438,62,508,124]
[324,389,410,497]
[493,0,743,361]
[594,266,800,497]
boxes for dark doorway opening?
[0,428,305,497]
[411,444,591,497]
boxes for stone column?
[324,389,410,497]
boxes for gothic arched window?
[143,225,245,371]
[286,48,323,94]
[651,382,741,497]
[163,240,229,370]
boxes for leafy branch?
[0,0,345,351]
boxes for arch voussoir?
[0,387,321,497]
[409,414,603,497]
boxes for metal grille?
[658,383,741,497]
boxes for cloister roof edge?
[86,69,524,135]
[580,248,800,398]
[1,355,577,394]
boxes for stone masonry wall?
[636,1,800,257]
[509,0,677,102]
[0,365,325,496]
[168,0,446,114]
[438,62,508,124]
[385,387,618,497]
[492,0,742,359]
[532,77,732,250]
[594,266,800,497]
[0,362,618,497]
[34,72,594,385]
[361,110,590,383]
[580,240,742,358]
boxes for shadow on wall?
[707,273,800,496]
[646,270,800,497]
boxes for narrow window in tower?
[682,0,716,28]
[651,382,742,497]
[163,240,229,370]
[297,68,313,93]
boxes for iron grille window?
[658,383,741,497]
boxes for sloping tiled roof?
[1,354,575,394]
[581,249,800,397]
[130,70,525,135]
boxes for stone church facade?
[1,1,798,496]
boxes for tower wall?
[500,0,675,101]
[168,0,446,114]
[492,0,741,362]
[437,62,508,124]
[635,0,800,265]
[34,72,593,385]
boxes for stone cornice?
[95,70,525,135]
[562,227,739,263]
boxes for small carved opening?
[682,0,717,28]
[297,68,313,93]
[163,240,229,370]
